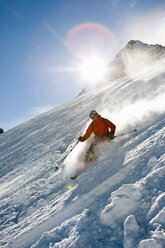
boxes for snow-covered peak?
[123,40,165,62]
[108,40,165,80]
[126,40,165,52]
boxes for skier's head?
[89,110,98,119]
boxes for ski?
[70,175,79,180]
[70,171,82,180]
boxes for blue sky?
[0,0,165,130]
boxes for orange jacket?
[83,115,116,140]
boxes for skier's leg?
[85,140,98,162]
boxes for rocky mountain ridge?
[108,40,165,80]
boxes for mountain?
[0,41,165,248]
[107,40,165,80]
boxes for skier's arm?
[83,123,93,140]
[78,124,93,142]
[105,119,116,132]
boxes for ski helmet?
[89,110,98,118]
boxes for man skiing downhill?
[78,110,116,162]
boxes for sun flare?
[78,55,108,83]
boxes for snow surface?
[0,45,165,247]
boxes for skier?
[78,110,116,161]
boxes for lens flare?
[66,23,116,84]
[66,23,116,58]
[68,185,73,190]
[48,23,116,86]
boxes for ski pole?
[55,140,79,170]
[114,129,137,138]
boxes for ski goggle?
[89,110,98,118]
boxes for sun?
[78,55,108,83]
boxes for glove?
[108,131,115,140]
[78,136,86,142]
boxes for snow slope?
[0,44,165,248]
